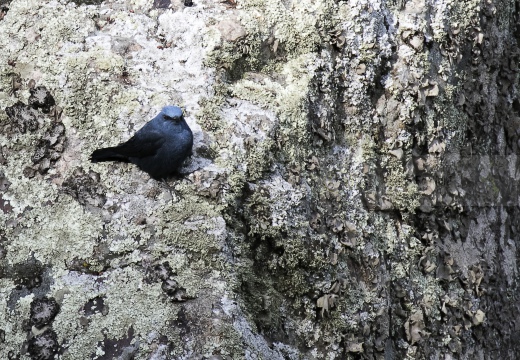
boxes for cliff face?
[1,0,519,359]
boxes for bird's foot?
[157,178,181,201]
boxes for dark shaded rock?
[5,102,40,133]
[82,296,108,316]
[62,168,106,207]
[31,140,50,165]
[0,171,11,192]
[30,121,66,174]
[161,278,179,295]
[153,0,170,8]
[27,329,59,360]
[0,237,6,260]
[153,262,174,281]
[0,6,8,21]
[30,297,60,328]
[28,86,55,113]
[5,257,45,290]
[92,327,138,360]
[69,0,104,4]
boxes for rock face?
[1,0,519,359]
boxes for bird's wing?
[113,130,165,158]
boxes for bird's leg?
[157,178,181,201]
[176,168,194,184]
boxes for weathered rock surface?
[1,0,520,359]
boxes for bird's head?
[160,106,184,123]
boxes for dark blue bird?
[90,106,193,180]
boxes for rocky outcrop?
[1,0,519,359]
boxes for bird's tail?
[90,147,129,163]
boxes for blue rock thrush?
[90,106,193,179]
